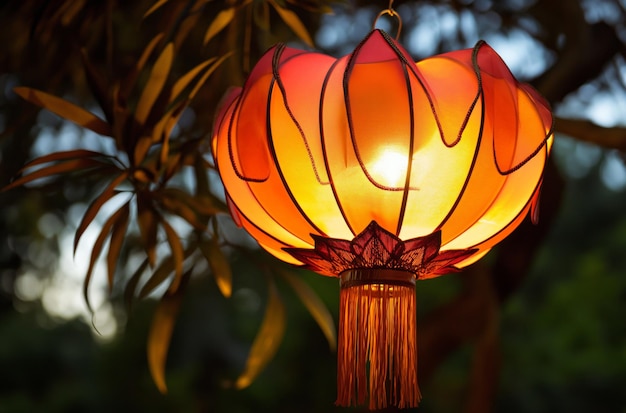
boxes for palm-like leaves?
[3,0,337,395]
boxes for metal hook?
[372,1,402,40]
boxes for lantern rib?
[319,58,358,238]
[223,186,315,250]
[492,115,553,175]
[448,186,537,253]
[395,60,416,237]
[469,41,554,176]
[226,73,268,183]
[265,76,328,239]
[224,92,269,182]
[394,30,481,149]
[342,30,415,192]
[270,44,330,186]
[432,59,486,233]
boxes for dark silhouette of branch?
[555,117,626,152]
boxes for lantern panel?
[228,199,306,265]
[398,57,483,239]
[269,53,354,239]
[415,55,480,147]
[230,76,273,182]
[439,75,552,248]
[320,56,406,235]
[216,102,316,251]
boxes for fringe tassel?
[337,269,421,410]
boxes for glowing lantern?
[212,29,552,409]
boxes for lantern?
[212,29,552,409]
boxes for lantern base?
[337,268,420,410]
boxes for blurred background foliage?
[1,0,626,412]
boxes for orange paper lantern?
[212,29,552,409]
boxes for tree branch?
[555,117,626,151]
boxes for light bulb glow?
[370,149,408,188]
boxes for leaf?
[268,0,314,47]
[13,87,113,136]
[161,218,184,292]
[253,1,270,30]
[121,33,165,99]
[152,52,231,146]
[147,268,191,394]
[2,158,112,192]
[134,135,154,165]
[80,48,113,123]
[83,204,130,313]
[187,52,233,100]
[106,202,130,292]
[74,172,129,254]
[171,0,205,52]
[204,7,236,45]
[280,270,336,351]
[169,57,217,104]
[159,192,208,231]
[161,187,221,216]
[137,192,159,267]
[135,43,174,126]
[143,0,170,18]
[11,149,112,170]
[111,84,128,150]
[124,257,150,311]
[139,241,196,299]
[193,155,210,198]
[155,52,232,145]
[60,0,85,25]
[233,278,285,389]
[199,235,232,298]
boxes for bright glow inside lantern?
[370,149,408,187]
[212,29,552,410]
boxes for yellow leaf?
[137,193,158,267]
[80,49,113,122]
[161,187,221,216]
[143,0,170,18]
[147,269,191,394]
[268,0,314,47]
[83,203,130,313]
[169,57,217,104]
[199,236,232,298]
[2,158,113,192]
[60,0,85,25]
[13,87,112,136]
[188,52,233,100]
[135,43,174,126]
[107,202,130,292]
[121,33,165,98]
[280,270,336,351]
[161,218,184,292]
[74,172,129,254]
[233,279,285,389]
[204,8,236,45]
[124,258,149,310]
[134,135,153,165]
[159,192,208,231]
[139,255,174,300]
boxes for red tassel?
[337,269,420,410]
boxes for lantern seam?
[265,76,327,239]
[271,43,330,186]
[319,56,358,237]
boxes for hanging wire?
[373,0,402,40]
